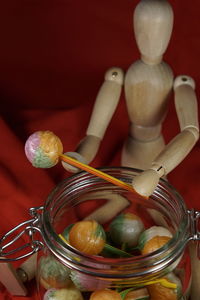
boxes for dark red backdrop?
[0,0,200,299]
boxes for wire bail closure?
[0,206,44,262]
[188,209,200,258]
[1,206,200,262]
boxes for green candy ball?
[109,213,144,248]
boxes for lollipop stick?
[60,154,144,196]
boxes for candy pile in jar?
[38,213,183,300]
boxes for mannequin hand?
[61,151,86,173]
[132,169,161,197]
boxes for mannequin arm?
[132,75,199,197]
[62,67,124,172]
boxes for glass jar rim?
[40,167,190,279]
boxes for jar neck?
[41,167,190,282]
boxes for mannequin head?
[134,0,174,64]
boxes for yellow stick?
[60,154,144,196]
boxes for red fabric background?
[0,0,200,299]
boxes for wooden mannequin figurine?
[62,2,199,298]
[62,0,199,197]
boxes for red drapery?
[0,1,200,299]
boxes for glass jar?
[1,167,200,300]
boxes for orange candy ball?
[147,281,178,300]
[69,220,106,255]
[124,287,149,300]
[89,289,121,300]
[142,235,171,255]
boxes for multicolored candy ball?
[141,235,171,255]
[70,269,109,292]
[89,289,121,300]
[123,287,150,300]
[109,213,144,248]
[137,226,172,254]
[25,131,63,168]
[38,255,71,289]
[43,287,83,300]
[61,224,74,242]
[147,272,181,300]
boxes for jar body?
[37,167,192,299]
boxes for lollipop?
[25,131,63,168]
[70,269,110,292]
[68,220,106,255]
[109,213,145,248]
[25,131,147,195]
[38,255,71,289]
[43,287,83,300]
[121,287,150,300]
[89,289,121,300]
[141,235,171,255]
[137,226,172,253]
[147,272,182,300]
[61,220,132,258]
